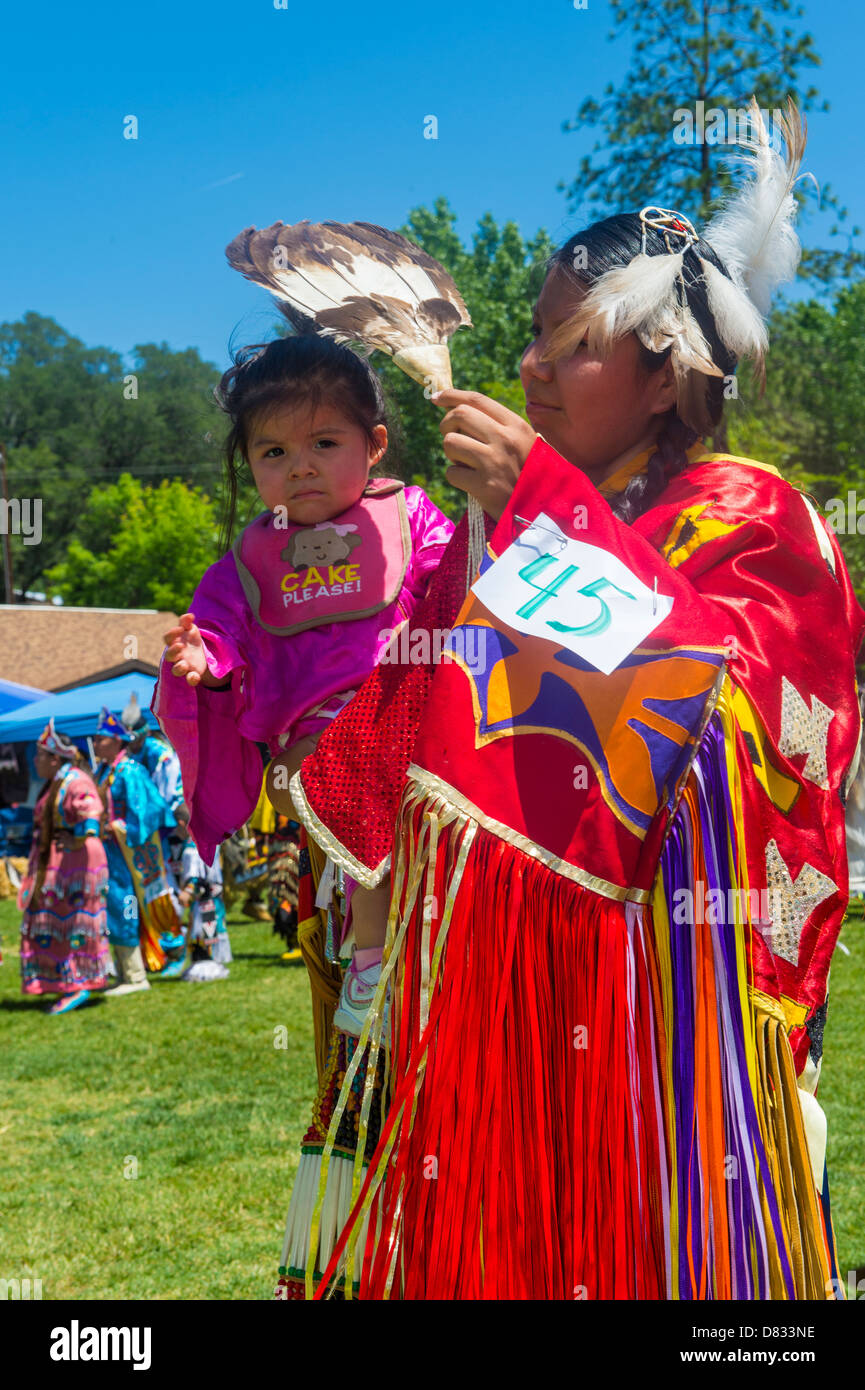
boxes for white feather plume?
[545,249,721,378]
[699,256,768,371]
[547,251,684,357]
[703,97,805,317]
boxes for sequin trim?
[778,675,834,789]
[289,770,391,888]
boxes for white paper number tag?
[471,512,673,675]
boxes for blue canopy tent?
[0,673,160,853]
[0,676,48,715]
[0,673,158,743]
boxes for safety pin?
[652,576,658,615]
[513,515,569,552]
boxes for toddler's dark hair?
[216,334,390,549]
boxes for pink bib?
[233,479,411,635]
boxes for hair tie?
[638,206,699,257]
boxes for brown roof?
[0,606,178,691]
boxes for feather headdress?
[226,220,472,394]
[545,98,808,426]
[226,219,484,581]
[121,691,148,734]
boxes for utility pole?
[0,441,13,604]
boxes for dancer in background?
[268,810,302,961]
[92,709,177,995]
[19,721,110,1013]
[239,773,276,924]
[122,694,188,975]
[123,694,185,814]
[179,836,232,981]
[240,769,302,956]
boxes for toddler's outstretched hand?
[163,612,211,687]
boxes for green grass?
[0,897,862,1298]
[0,897,316,1299]
[818,913,865,1287]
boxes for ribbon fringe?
[303,681,838,1300]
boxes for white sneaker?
[105,980,151,998]
[333,956,387,1038]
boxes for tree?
[373,199,554,518]
[0,313,224,598]
[561,0,861,284]
[44,474,220,612]
[727,278,865,594]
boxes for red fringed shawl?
[291,439,864,1300]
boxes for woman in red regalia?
[285,101,863,1299]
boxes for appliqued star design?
[452,606,723,836]
[764,838,836,966]
[777,675,833,788]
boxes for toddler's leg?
[334,876,391,1038]
[265,736,319,818]
[349,879,391,952]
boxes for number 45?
[516,554,636,637]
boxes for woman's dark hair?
[216,334,390,549]
[547,213,738,523]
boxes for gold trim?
[750,986,788,1026]
[690,451,782,479]
[406,764,649,903]
[289,770,391,887]
[780,993,810,1032]
[598,439,710,497]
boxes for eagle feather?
[226,219,472,391]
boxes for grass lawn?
[0,897,315,1300]
[0,896,862,1299]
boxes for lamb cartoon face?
[281,525,362,570]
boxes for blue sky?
[1,0,862,370]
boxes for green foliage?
[560,0,862,284]
[377,198,554,517]
[0,313,223,597]
[727,279,865,593]
[44,474,220,612]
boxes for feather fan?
[226,220,472,393]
